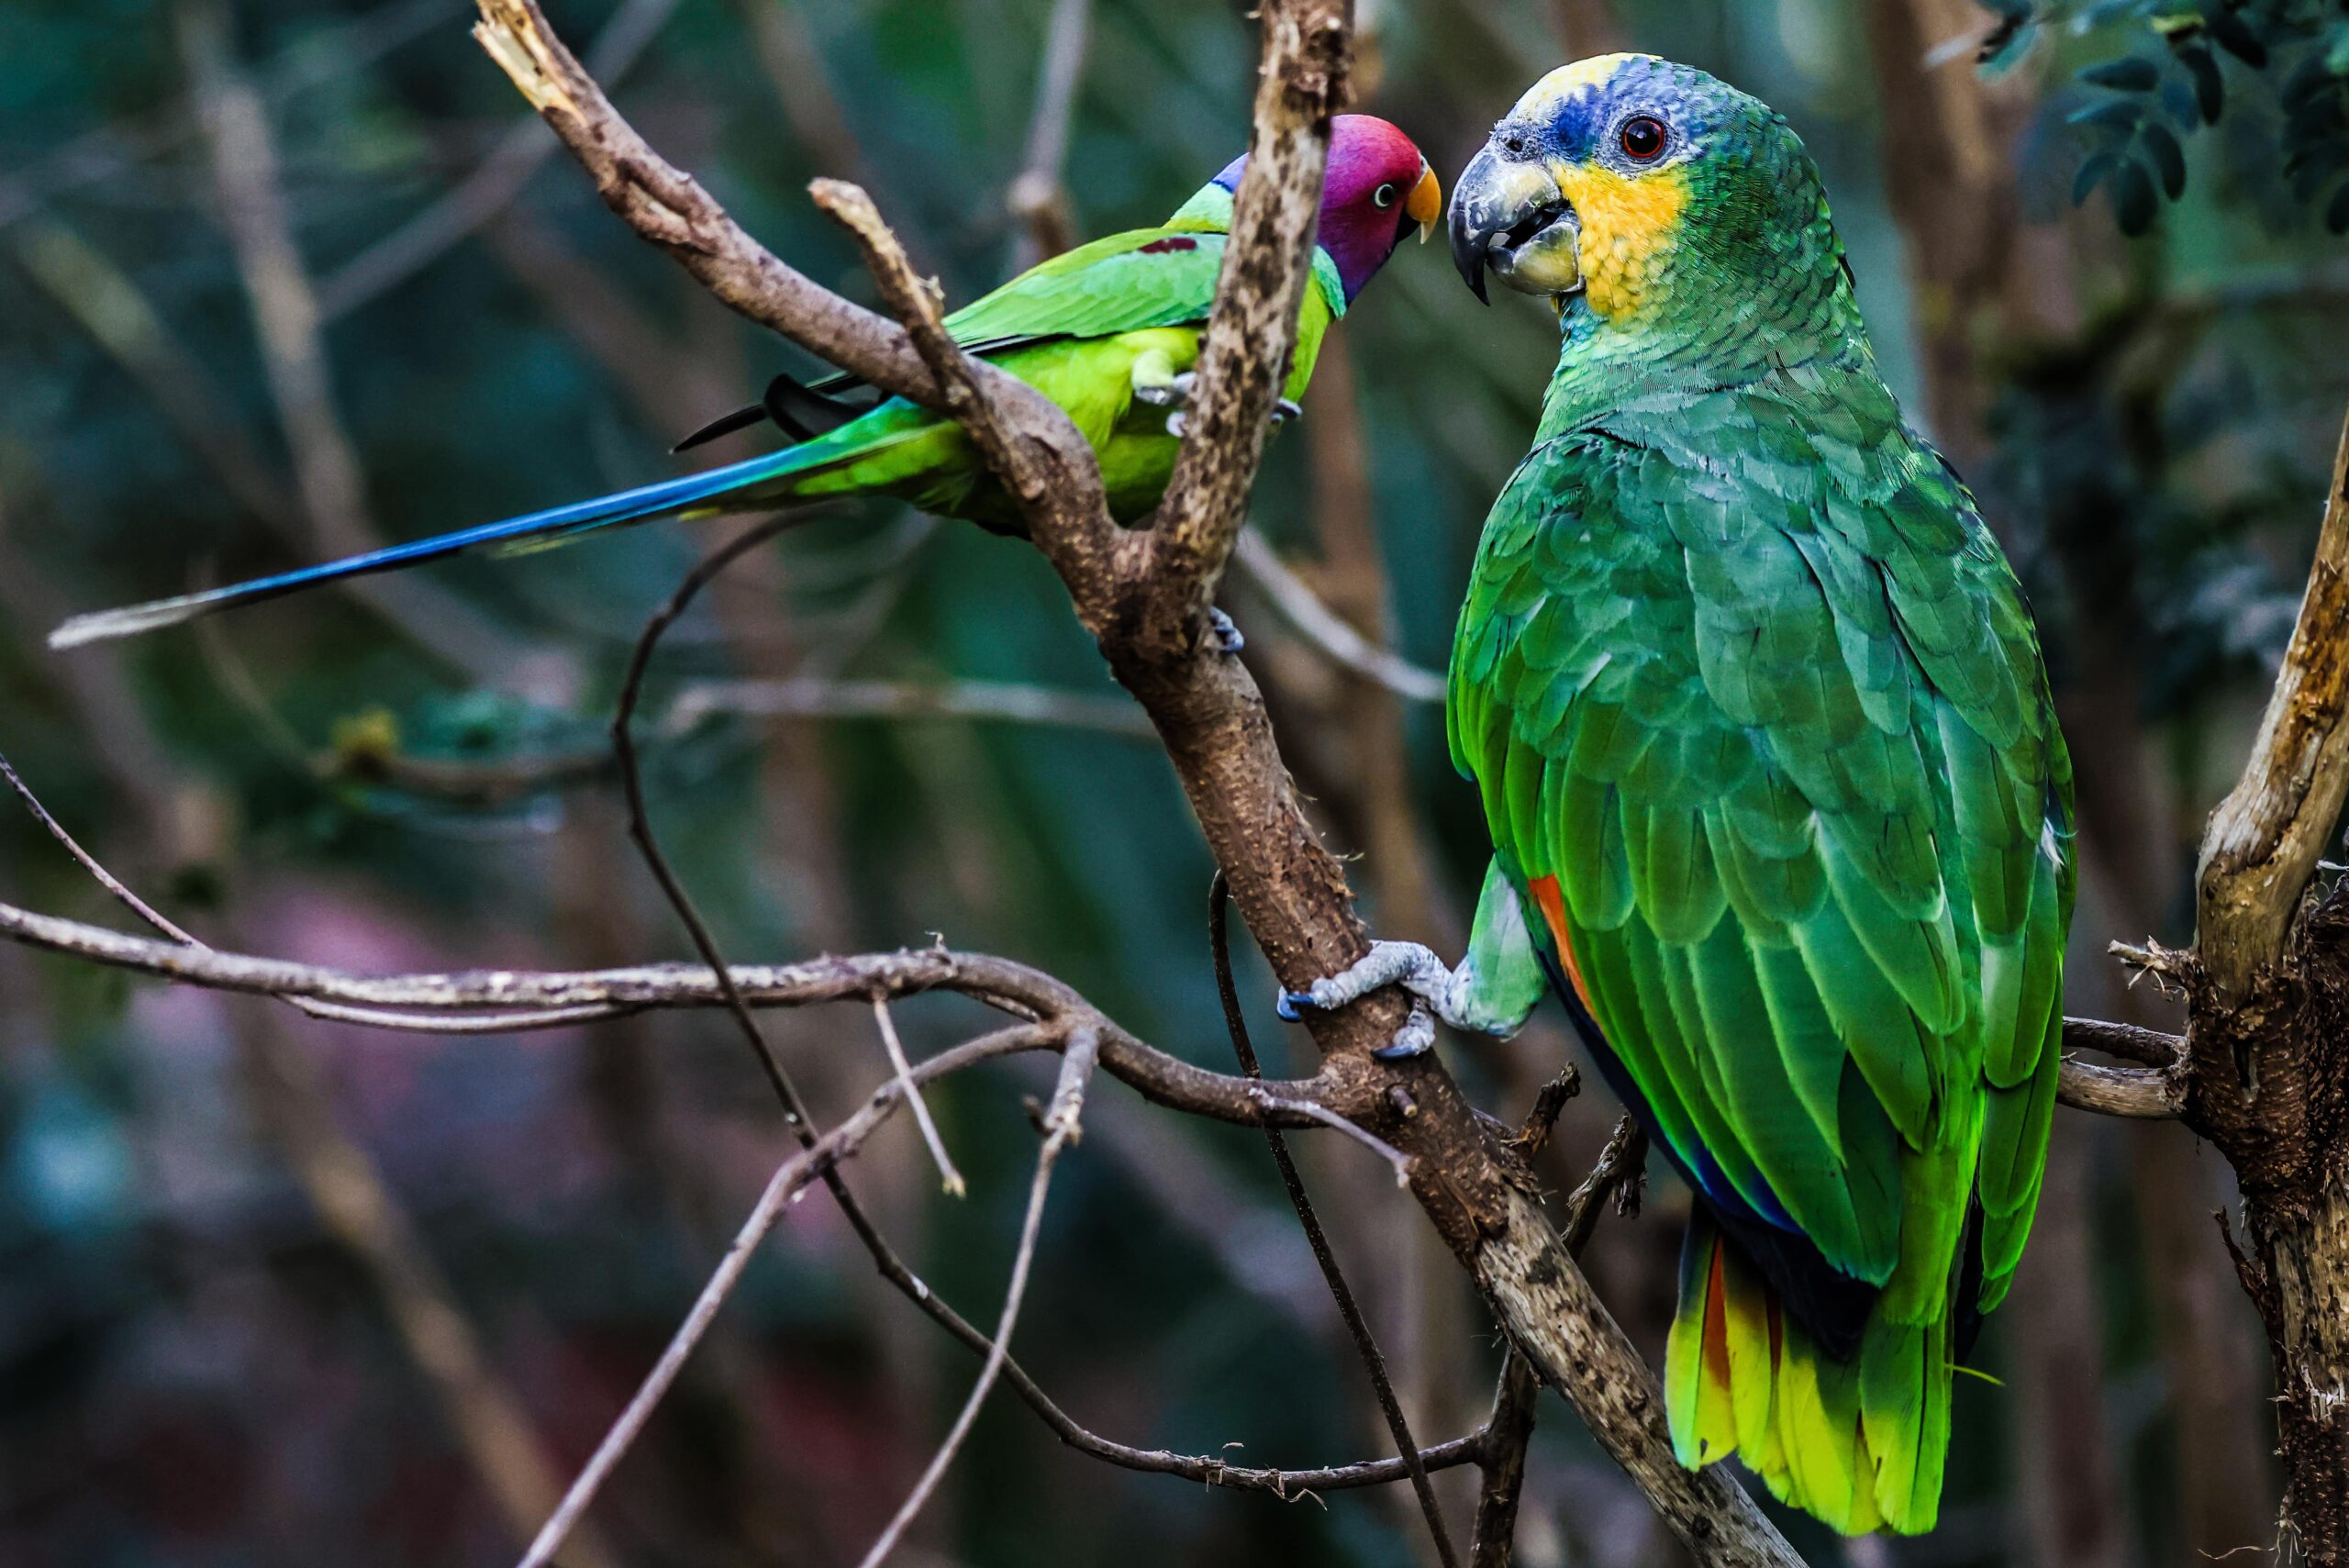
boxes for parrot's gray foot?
[1276,941,1484,1058]
[1207,606,1245,655]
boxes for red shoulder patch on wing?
[1527,875,1597,1016]
[1137,237,1199,254]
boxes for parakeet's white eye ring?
[1620,116,1668,161]
[1372,182,1398,209]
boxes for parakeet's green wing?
[809,223,1343,392]
[1449,367,2071,1530]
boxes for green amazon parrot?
[50,117,1440,651]
[1281,56,2073,1536]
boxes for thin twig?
[0,733,618,1568]
[666,676,1153,739]
[611,515,820,1125]
[1007,0,1092,264]
[1245,1089,1415,1186]
[318,0,683,319]
[1469,1353,1542,1568]
[1210,873,1460,1568]
[0,749,200,946]
[874,996,966,1196]
[1231,529,1446,704]
[2062,1014,2185,1068]
[515,1023,1052,1568]
[854,1028,1100,1568]
[0,746,1490,1512]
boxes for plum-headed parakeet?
[52,116,1438,649]
[1284,56,2073,1537]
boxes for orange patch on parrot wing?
[1528,875,1598,1016]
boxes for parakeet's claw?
[1272,398,1304,425]
[1133,370,1196,408]
[1207,607,1246,655]
[1138,370,1198,438]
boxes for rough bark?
[2182,418,2349,1564]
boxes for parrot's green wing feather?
[1453,366,2070,1530]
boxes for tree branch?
[2197,408,2349,1001]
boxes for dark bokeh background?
[3,1,2344,1564]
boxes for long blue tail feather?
[50,449,803,651]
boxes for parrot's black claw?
[1207,607,1246,656]
[1373,1006,1438,1060]
[1275,989,1312,1021]
[1272,398,1304,425]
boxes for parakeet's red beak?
[1407,161,1442,242]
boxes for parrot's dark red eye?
[1619,116,1668,161]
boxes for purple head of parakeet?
[1211,115,1441,304]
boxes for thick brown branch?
[2197,409,2349,999]
[1137,0,1352,654]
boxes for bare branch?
[2058,1015,2184,1118]
[856,1029,1100,1568]
[1247,1088,1416,1184]
[874,996,967,1196]
[1473,1117,1644,1568]
[1007,0,1093,264]
[2198,406,2349,999]
[0,748,201,947]
[1143,0,1353,644]
[517,1023,1055,1568]
[808,175,1121,596]
[1468,1353,1542,1568]
[319,0,683,318]
[668,676,1154,739]
[2064,1014,2185,1068]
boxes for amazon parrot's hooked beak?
[1447,141,1582,305]
[1406,161,1443,243]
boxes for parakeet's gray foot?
[1207,606,1246,655]
[1141,373,1303,440]
[1172,395,1302,438]
[1137,371,1197,437]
